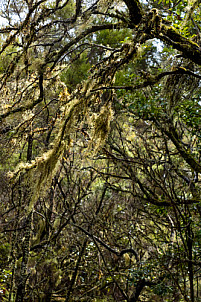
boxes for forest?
[0,0,201,301]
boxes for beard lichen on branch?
[7,127,66,209]
[7,37,141,207]
[3,9,176,207]
[89,101,114,153]
[143,9,201,65]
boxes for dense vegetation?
[1,0,201,301]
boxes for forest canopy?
[1,0,201,301]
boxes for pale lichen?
[89,102,114,153]
[7,35,139,210]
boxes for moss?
[160,24,201,65]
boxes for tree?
[1,0,201,301]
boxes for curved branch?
[162,123,201,174]
[123,0,143,25]
[73,223,139,262]
[91,68,201,92]
[159,24,201,66]
[47,23,122,66]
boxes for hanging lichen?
[89,102,114,153]
[8,126,66,209]
[7,39,137,209]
